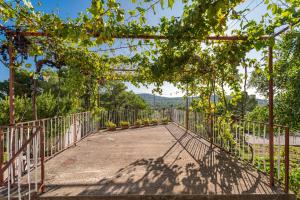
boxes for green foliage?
[105,121,117,129]
[249,30,300,130]
[100,81,148,110]
[150,118,158,124]
[246,105,269,123]
[120,121,130,127]
[227,92,258,117]
[143,118,150,125]
[162,117,169,124]
[0,0,299,195]
[36,92,59,119]
[0,69,32,100]
[135,119,142,126]
[0,96,32,125]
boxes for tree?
[227,92,258,118]
[249,30,300,130]
[0,69,32,99]
[100,81,148,110]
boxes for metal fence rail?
[0,111,98,199]
[0,108,292,199]
[0,125,44,200]
[171,109,290,193]
[98,109,171,128]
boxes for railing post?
[0,129,3,186]
[210,114,213,147]
[39,127,45,193]
[73,115,77,146]
[284,126,289,193]
[268,45,275,186]
[185,97,189,130]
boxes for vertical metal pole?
[0,129,3,186]
[185,86,189,130]
[268,45,275,186]
[39,127,45,193]
[284,126,289,193]
[73,115,77,146]
[9,41,15,125]
[8,39,17,181]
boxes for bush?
[135,119,142,127]
[0,96,32,125]
[105,121,116,131]
[120,121,130,129]
[151,119,158,125]
[143,118,150,126]
[162,117,169,124]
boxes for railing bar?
[277,127,281,181]
[253,123,255,166]
[242,121,245,160]
[68,116,71,147]
[17,152,21,200]
[43,120,46,159]
[60,117,62,151]
[34,132,38,192]
[7,127,10,200]
[57,117,59,152]
[63,117,66,150]
[263,124,267,172]
[54,117,58,153]
[26,127,31,200]
[50,119,53,156]
[257,124,261,169]
[19,126,24,174]
[284,127,289,193]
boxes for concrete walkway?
[34,123,287,197]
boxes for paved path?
[33,123,285,197]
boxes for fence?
[0,109,170,199]
[0,125,44,200]
[172,109,290,193]
[0,109,292,198]
[98,109,171,128]
[0,111,98,199]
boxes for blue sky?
[0,0,269,98]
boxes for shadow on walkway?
[44,124,281,196]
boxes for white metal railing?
[0,125,44,200]
[0,111,98,199]
[171,109,290,192]
[98,109,171,128]
[0,109,170,199]
[1,108,291,198]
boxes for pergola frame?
[0,23,294,192]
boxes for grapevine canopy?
[0,0,299,112]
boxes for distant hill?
[137,93,267,107]
[137,93,186,107]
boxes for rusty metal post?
[185,84,189,130]
[284,126,289,193]
[185,97,189,130]
[39,127,45,193]
[0,129,3,186]
[73,115,77,146]
[9,41,15,125]
[268,45,275,186]
[8,39,17,181]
